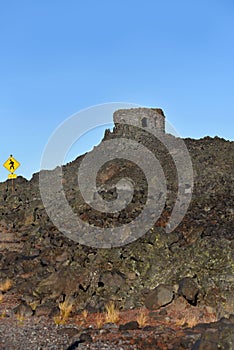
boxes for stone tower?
[113,107,165,133]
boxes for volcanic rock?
[0,126,233,321]
[119,320,139,330]
[144,284,174,310]
[13,301,33,318]
[178,277,199,305]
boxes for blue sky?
[0,0,233,181]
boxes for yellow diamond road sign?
[3,156,20,173]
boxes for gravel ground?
[0,316,155,350]
[0,318,77,350]
[0,315,186,350]
[1,313,234,349]
[0,294,233,349]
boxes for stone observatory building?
[113,107,165,133]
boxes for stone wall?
[113,107,165,133]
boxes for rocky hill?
[0,124,233,345]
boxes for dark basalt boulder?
[178,277,199,305]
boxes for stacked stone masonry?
[113,107,165,133]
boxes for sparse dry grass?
[82,309,88,320]
[96,313,104,329]
[77,309,89,326]
[0,309,6,318]
[175,316,198,328]
[16,313,25,324]
[59,298,74,319]
[105,301,120,324]
[174,311,218,328]
[136,308,148,328]
[53,315,64,325]
[28,300,39,311]
[54,296,74,325]
[0,293,3,303]
[0,278,13,292]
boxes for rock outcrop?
[0,124,233,322]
